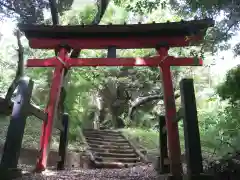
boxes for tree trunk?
[110,101,125,129]
[129,93,180,119]
[5,30,24,103]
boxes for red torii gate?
[19,19,213,175]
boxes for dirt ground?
[15,163,158,180]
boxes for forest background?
[0,0,240,159]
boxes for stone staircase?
[82,129,148,168]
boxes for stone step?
[84,134,122,138]
[95,156,141,163]
[89,147,135,154]
[95,152,138,158]
[83,130,121,134]
[83,129,120,134]
[88,143,131,149]
[84,135,123,141]
[83,130,121,136]
[83,132,122,138]
[86,139,129,146]
[85,137,126,142]
[94,161,144,168]
[82,129,148,169]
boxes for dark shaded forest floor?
[15,164,157,180]
[12,158,240,180]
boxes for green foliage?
[201,105,240,155]
[121,128,159,152]
[217,65,240,104]
[128,110,156,129]
[61,4,98,25]
[113,0,240,55]
[169,0,240,55]
[113,0,166,15]
[212,64,240,155]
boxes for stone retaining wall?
[0,146,90,168]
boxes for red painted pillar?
[36,48,68,171]
[158,47,182,176]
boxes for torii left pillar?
[157,46,182,176]
[35,48,69,171]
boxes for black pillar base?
[57,162,64,170]
[0,167,22,180]
[155,156,170,174]
[159,116,169,174]
[57,113,69,170]
[183,174,214,180]
[158,174,181,180]
[158,174,213,180]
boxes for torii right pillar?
[156,45,203,177]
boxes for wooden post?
[0,77,33,179]
[180,79,203,177]
[107,46,117,58]
[159,116,170,174]
[57,113,69,170]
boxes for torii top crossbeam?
[18,19,213,49]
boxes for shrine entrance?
[18,18,213,176]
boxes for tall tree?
[113,0,240,57]
[70,0,110,58]
[0,0,73,23]
[169,0,240,55]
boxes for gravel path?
[15,164,158,180]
